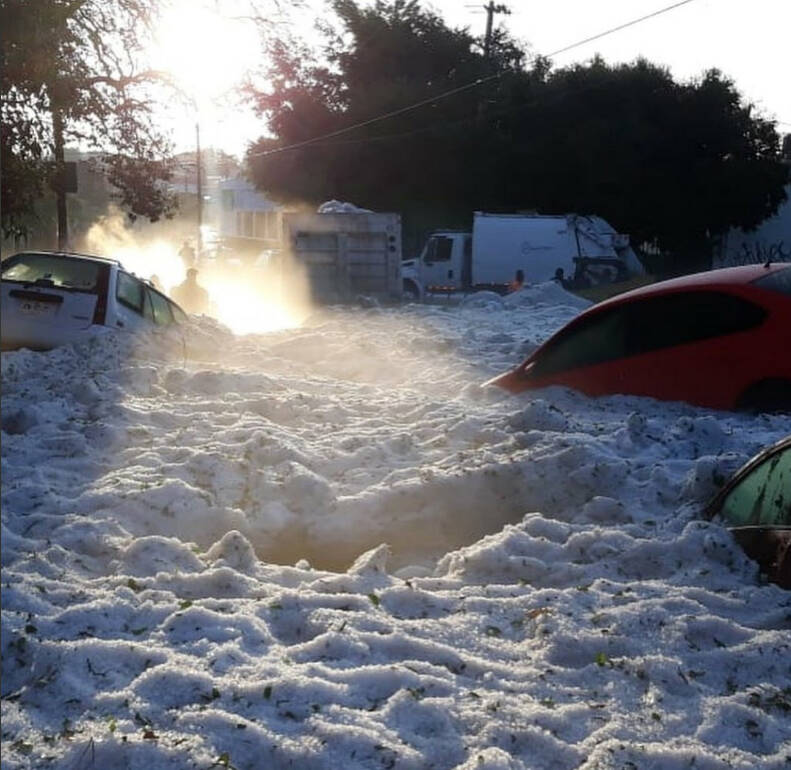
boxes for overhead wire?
[253,74,790,154]
[547,0,697,58]
[248,0,700,159]
[264,70,628,151]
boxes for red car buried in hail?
[486,263,791,411]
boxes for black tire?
[402,280,420,302]
[737,379,791,414]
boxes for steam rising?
[79,208,313,334]
[81,209,186,290]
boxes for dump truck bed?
[282,212,402,303]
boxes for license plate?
[19,300,55,316]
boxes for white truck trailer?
[281,211,402,303]
[401,212,643,297]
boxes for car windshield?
[1,253,101,292]
[717,444,791,527]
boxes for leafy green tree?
[1,0,176,245]
[247,0,530,247]
[495,59,788,272]
[247,1,787,272]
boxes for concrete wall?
[713,184,791,267]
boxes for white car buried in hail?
[1,251,188,351]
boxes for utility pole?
[474,2,510,125]
[483,2,510,59]
[196,122,203,255]
[52,105,69,250]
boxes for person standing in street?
[179,240,196,269]
[508,269,525,293]
[172,267,209,315]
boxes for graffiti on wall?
[727,240,791,266]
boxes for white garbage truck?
[401,212,643,298]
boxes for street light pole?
[196,121,203,255]
[53,109,68,250]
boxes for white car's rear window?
[1,254,101,292]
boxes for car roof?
[5,250,122,267]
[593,263,791,312]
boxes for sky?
[159,0,791,157]
[434,0,790,122]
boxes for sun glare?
[201,263,312,335]
[207,279,302,335]
[150,0,261,101]
[81,212,309,337]
[114,243,186,292]
[82,210,186,290]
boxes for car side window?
[717,446,791,527]
[624,291,766,356]
[148,289,174,326]
[532,290,766,378]
[531,306,629,377]
[116,271,145,314]
[169,301,188,323]
[142,289,155,322]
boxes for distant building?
[64,150,112,200]
[217,177,284,253]
[171,148,239,197]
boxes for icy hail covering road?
[2,283,790,769]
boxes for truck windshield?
[1,253,101,292]
[425,237,453,262]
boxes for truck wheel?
[736,379,791,414]
[402,280,420,302]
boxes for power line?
[276,88,791,152]
[248,76,502,159]
[547,0,696,59]
[264,70,625,151]
[248,0,699,159]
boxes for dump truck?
[401,212,643,298]
[281,211,402,303]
